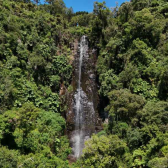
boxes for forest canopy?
[1,0,168,167]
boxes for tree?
[118,2,133,23]
[81,134,129,168]
[66,7,74,22]
[0,147,19,168]
[45,0,66,15]
[93,1,110,28]
[90,1,110,45]
[138,101,168,127]
[106,89,145,128]
[132,0,149,11]
[0,103,69,155]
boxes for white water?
[72,36,91,158]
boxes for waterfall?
[71,35,97,158]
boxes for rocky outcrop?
[66,36,102,160]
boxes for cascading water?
[70,36,98,158]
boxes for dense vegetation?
[0,0,73,167]
[79,0,168,167]
[1,0,168,167]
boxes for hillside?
[0,0,168,167]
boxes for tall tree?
[45,0,66,15]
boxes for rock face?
[66,36,101,159]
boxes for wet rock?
[89,74,96,79]
[66,36,102,159]
[104,118,109,124]
[67,154,77,164]
[84,136,90,141]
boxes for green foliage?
[0,0,73,166]
[99,70,119,96]
[81,134,128,168]
[90,0,168,166]
[70,13,91,27]
[1,0,168,167]
[138,101,168,127]
[148,156,168,168]
[0,147,19,168]
[0,0,73,113]
[106,89,145,127]
[0,103,71,166]
[0,103,66,151]
[52,55,72,85]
